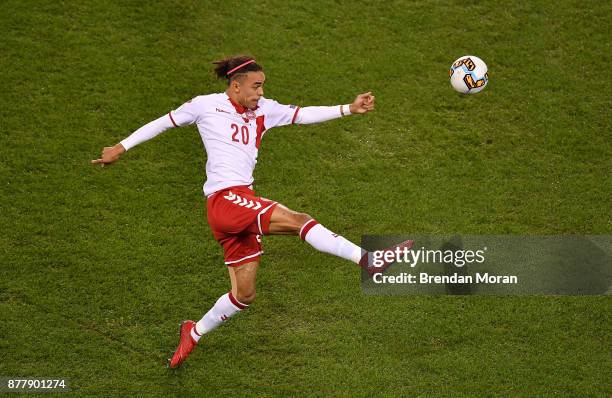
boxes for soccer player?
[92,56,412,368]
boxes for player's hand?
[91,144,126,166]
[349,92,375,114]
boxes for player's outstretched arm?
[91,113,177,166]
[293,91,375,125]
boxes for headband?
[226,59,256,76]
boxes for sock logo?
[220,315,229,321]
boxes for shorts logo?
[223,191,262,210]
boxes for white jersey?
[120,93,348,195]
[170,93,300,196]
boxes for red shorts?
[206,185,278,267]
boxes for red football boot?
[359,239,414,277]
[168,320,199,369]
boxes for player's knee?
[294,213,313,231]
[236,288,256,305]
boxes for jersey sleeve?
[260,98,300,129]
[120,114,175,151]
[293,105,345,124]
[170,97,203,127]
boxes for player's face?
[236,71,265,110]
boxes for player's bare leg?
[228,261,258,305]
[268,204,363,262]
[268,204,413,275]
[168,261,257,369]
[267,205,313,235]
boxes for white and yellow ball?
[449,55,489,94]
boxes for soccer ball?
[449,55,488,94]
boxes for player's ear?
[230,79,241,92]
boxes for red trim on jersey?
[228,97,247,114]
[255,115,266,149]
[299,219,319,241]
[228,291,248,309]
[168,112,178,128]
[291,107,301,124]
[227,96,260,114]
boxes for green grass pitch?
[1,0,610,396]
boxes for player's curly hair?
[213,55,263,84]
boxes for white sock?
[192,292,248,342]
[299,220,363,264]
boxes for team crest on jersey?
[244,109,256,121]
